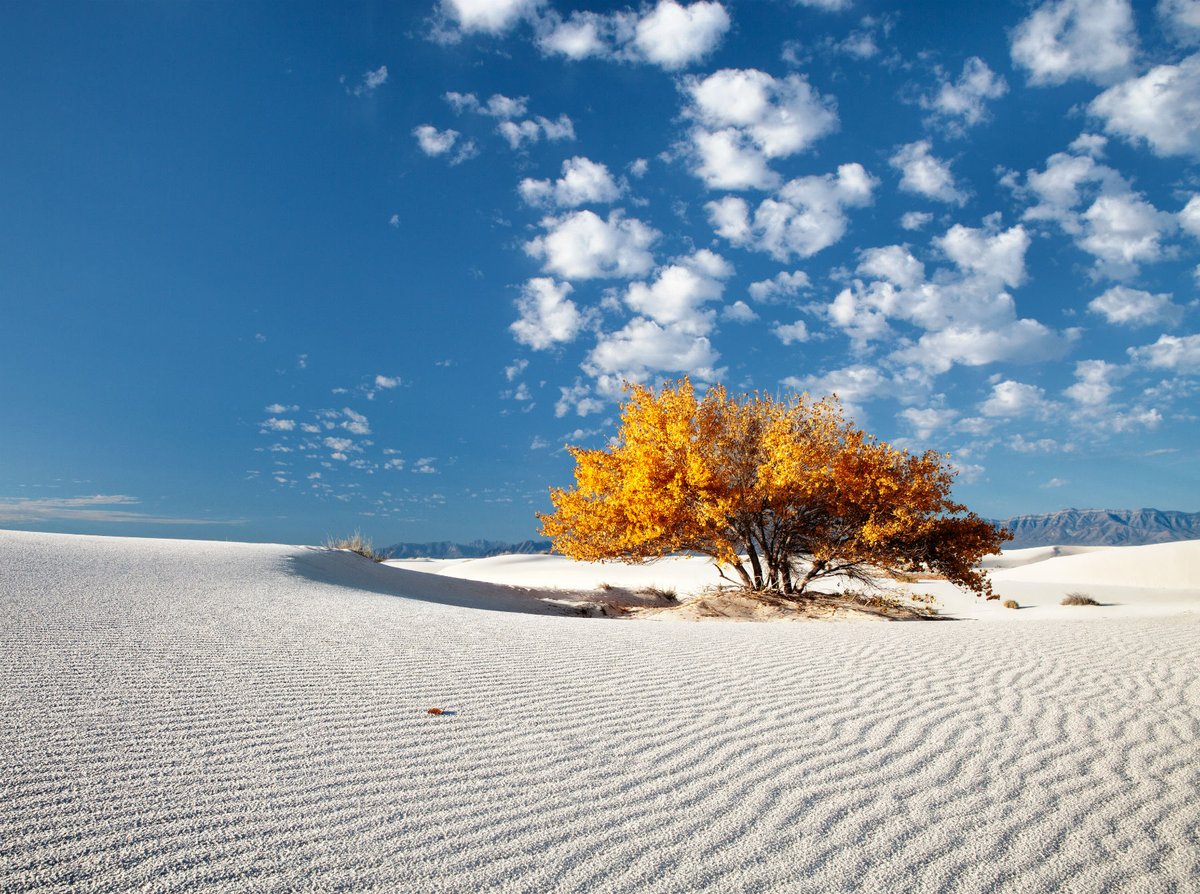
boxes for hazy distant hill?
[382,539,551,559]
[994,508,1200,548]
[384,509,1199,557]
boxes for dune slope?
[1,530,1198,893]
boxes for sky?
[2,0,1199,545]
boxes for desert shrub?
[1062,592,1100,606]
[539,378,1009,599]
[597,581,615,591]
[638,586,678,603]
[1001,599,1019,610]
[324,530,387,562]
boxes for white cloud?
[413,457,438,474]
[633,0,731,69]
[706,163,876,260]
[374,375,401,389]
[1128,333,1200,373]
[889,141,967,205]
[445,91,529,119]
[1011,0,1137,86]
[340,408,371,435]
[1181,194,1200,237]
[748,270,810,302]
[519,156,623,208]
[1089,286,1184,326]
[623,250,733,334]
[510,278,586,349]
[900,211,933,231]
[895,320,1068,374]
[497,114,575,150]
[584,317,724,393]
[536,1,730,70]
[900,406,959,440]
[979,380,1053,417]
[555,379,607,417]
[721,300,758,322]
[1065,359,1122,405]
[1078,193,1175,278]
[1090,54,1200,157]
[682,69,839,189]
[261,418,296,432]
[439,0,541,35]
[781,364,895,423]
[348,65,388,96]
[1159,0,1200,44]
[936,222,1029,287]
[525,210,659,280]
[264,403,298,414]
[413,125,460,156]
[772,320,810,344]
[923,57,1008,130]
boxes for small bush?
[325,530,387,562]
[638,586,678,603]
[597,581,615,591]
[1001,599,1019,610]
[1062,592,1100,606]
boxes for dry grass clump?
[324,530,387,562]
[638,585,678,603]
[1001,599,1019,610]
[1062,592,1100,606]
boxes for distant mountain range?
[991,508,1200,548]
[382,509,1199,557]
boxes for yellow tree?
[539,378,1009,598]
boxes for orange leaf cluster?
[539,379,1010,598]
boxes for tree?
[538,378,1010,599]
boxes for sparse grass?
[597,581,615,591]
[1002,599,1019,610]
[1062,592,1100,606]
[638,586,678,603]
[324,530,387,562]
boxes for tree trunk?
[744,536,765,591]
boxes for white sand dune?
[2,529,1199,892]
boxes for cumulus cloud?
[261,418,296,432]
[1010,0,1137,86]
[374,375,401,389]
[1181,194,1200,237]
[1089,286,1184,326]
[497,114,575,150]
[1065,359,1123,405]
[1016,146,1174,277]
[721,300,758,322]
[1128,333,1200,373]
[682,69,839,189]
[1159,0,1200,44]
[772,320,810,344]
[890,141,967,205]
[979,380,1053,417]
[781,364,897,423]
[413,125,478,164]
[584,317,724,394]
[706,163,876,260]
[1078,193,1176,278]
[525,210,659,280]
[827,222,1071,374]
[511,278,587,349]
[922,57,1008,131]
[347,65,388,96]
[439,0,542,35]
[519,156,623,208]
[1090,54,1200,158]
[445,91,529,118]
[623,250,733,334]
[536,1,730,69]
[900,211,934,231]
[748,270,810,302]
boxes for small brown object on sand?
[426,708,445,715]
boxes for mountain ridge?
[382,509,1199,557]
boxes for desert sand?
[1,528,1197,892]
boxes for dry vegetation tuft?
[324,531,387,563]
[1002,599,1019,610]
[1062,592,1100,606]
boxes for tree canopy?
[539,379,1010,598]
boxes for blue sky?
[2,0,1198,544]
